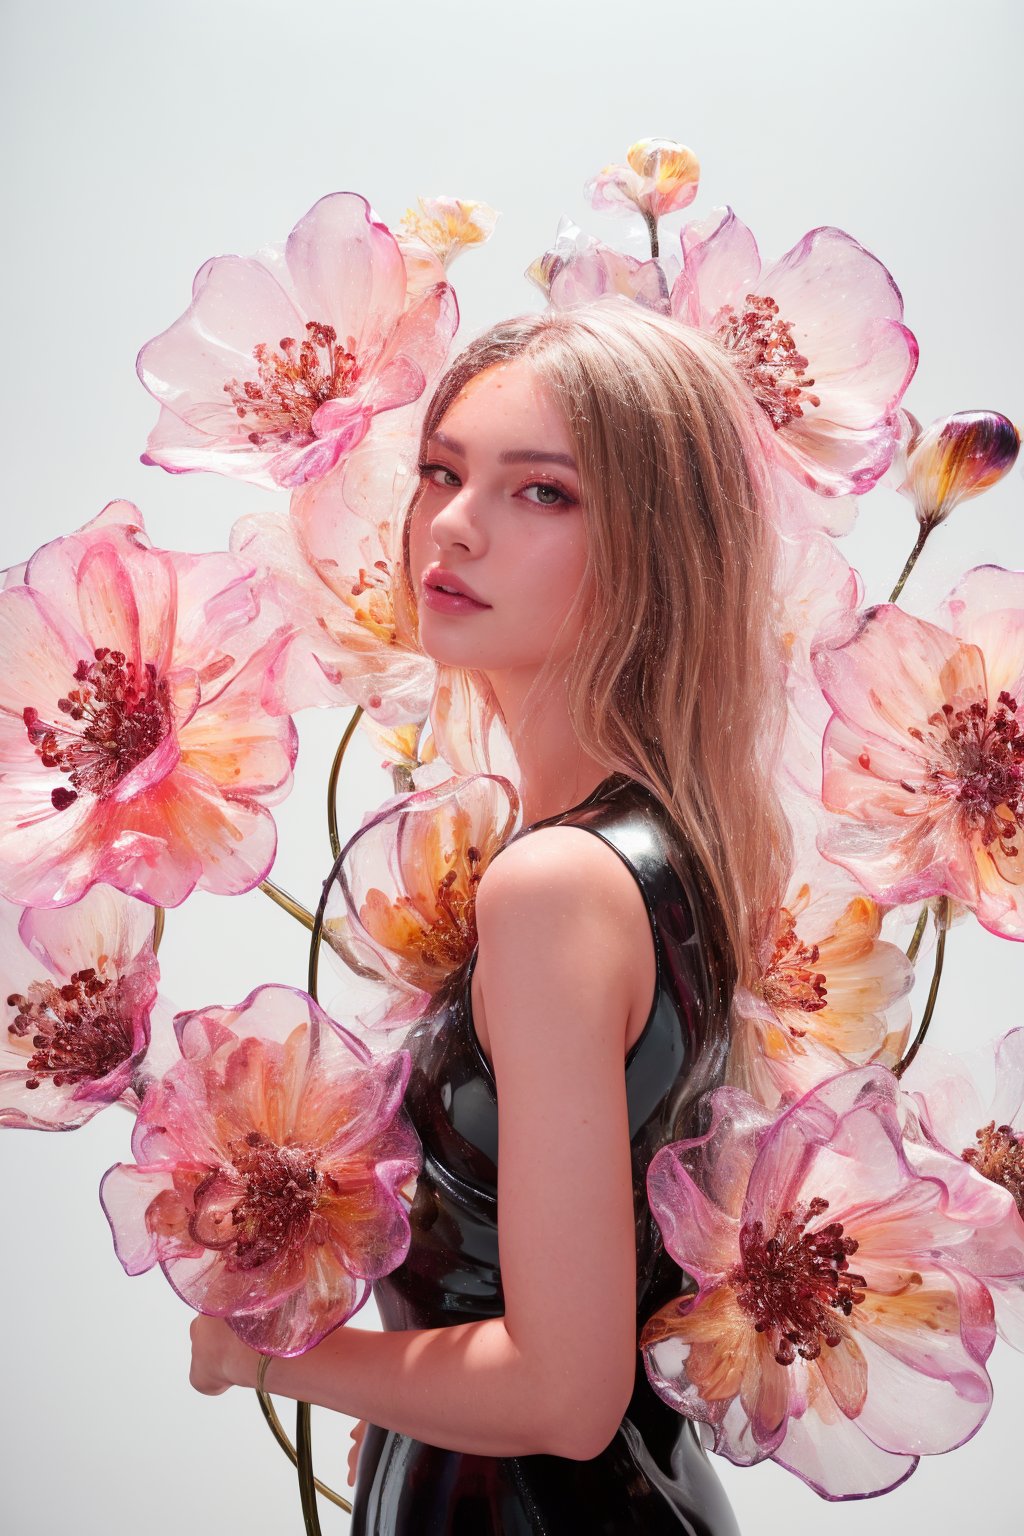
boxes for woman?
[191,298,792,1534]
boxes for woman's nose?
[430,485,481,550]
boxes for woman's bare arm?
[213,826,646,1460]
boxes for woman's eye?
[521,482,571,507]
[417,462,460,488]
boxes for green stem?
[258,879,315,932]
[904,904,929,964]
[894,896,950,1079]
[887,523,932,605]
[296,1400,323,1535]
[254,1390,351,1514]
[328,706,363,862]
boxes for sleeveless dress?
[350,771,742,1535]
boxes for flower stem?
[888,524,931,604]
[152,907,165,956]
[894,895,950,1079]
[904,903,929,964]
[643,210,660,259]
[296,1400,323,1535]
[328,705,363,861]
[253,1389,351,1513]
[258,879,316,932]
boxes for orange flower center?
[761,907,827,1036]
[902,689,1024,857]
[223,321,361,447]
[6,969,133,1089]
[192,1131,340,1271]
[728,1195,867,1365]
[962,1120,1024,1215]
[419,847,485,972]
[23,647,172,811]
[714,294,821,430]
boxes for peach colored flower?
[321,773,520,1036]
[0,502,296,908]
[641,1065,1002,1500]
[810,566,1024,938]
[670,206,918,496]
[137,192,458,491]
[99,984,420,1356]
[585,138,701,223]
[398,196,499,268]
[0,886,158,1130]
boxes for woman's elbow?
[544,1378,634,1461]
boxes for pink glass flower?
[320,773,520,1036]
[585,138,701,223]
[397,196,499,268]
[0,502,296,908]
[892,409,1020,529]
[640,1065,1002,1500]
[137,192,458,491]
[670,206,918,496]
[230,504,435,723]
[728,807,914,1110]
[0,886,158,1130]
[901,1031,1024,1350]
[810,566,1024,937]
[99,983,421,1356]
[526,217,675,314]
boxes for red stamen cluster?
[714,293,821,431]
[223,321,361,447]
[24,647,171,810]
[6,969,133,1089]
[193,1130,340,1271]
[963,1119,1024,1215]
[728,1195,867,1365]
[905,689,1024,860]
[761,905,828,1037]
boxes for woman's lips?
[421,583,490,614]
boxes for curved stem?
[328,706,364,862]
[254,1390,352,1514]
[258,879,315,932]
[904,903,930,965]
[888,523,932,605]
[152,907,165,957]
[894,896,950,1079]
[296,1400,323,1535]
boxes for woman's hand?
[347,1419,368,1487]
[189,1313,257,1396]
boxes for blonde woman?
[195,298,791,1533]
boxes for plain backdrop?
[2,1,1022,1531]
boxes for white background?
[2,1,1022,1531]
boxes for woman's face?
[408,357,589,678]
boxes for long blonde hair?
[396,297,792,1033]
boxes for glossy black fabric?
[351,773,741,1535]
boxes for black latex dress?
[350,772,742,1535]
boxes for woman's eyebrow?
[429,430,577,471]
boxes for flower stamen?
[6,969,134,1089]
[223,321,361,447]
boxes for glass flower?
[230,505,435,723]
[137,191,458,491]
[397,196,499,268]
[728,810,914,1110]
[99,983,421,1356]
[893,409,1020,529]
[0,502,297,908]
[640,1065,1002,1500]
[585,137,701,223]
[0,886,158,1130]
[901,1031,1024,1350]
[810,566,1024,938]
[320,773,520,1036]
[670,206,918,496]
[526,216,675,314]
